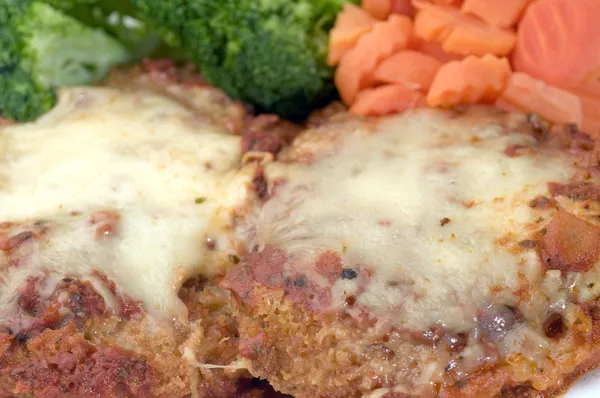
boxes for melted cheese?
[258,110,575,332]
[0,87,254,327]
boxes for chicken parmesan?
[222,108,600,397]
[0,65,276,397]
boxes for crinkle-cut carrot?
[328,3,377,66]
[412,0,516,56]
[461,0,533,28]
[413,4,452,41]
[427,54,511,107]
[430,0,463,5]
[362,0,394,20]
[373,50,442,92]
[361,0,414,19]
[496,72,583,127]
[443,24,516,57]
[570,84,600,136]
[392,0,415,16]
[417,39,463,62]
[335,15,413,105]
[350,84,425,116]
[512,0,600,89]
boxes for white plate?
[565,368,600,397]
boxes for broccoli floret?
[0,69,57,123]
[131,0,355,119]
[45,0,163,60]
[0,0,130,122]
[0,0,55,122]
[18,3,130,87]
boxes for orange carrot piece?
[412,0,516,56]
[373,50,442,92]
[427,54,511,107]
[350,84,425,116]
[328,3,377,66]
[392,0,415,16]
[570,85,600,136]
[417,39,463,62]
[430,0,463,5]
[497,72,583,127]
[335,15,413,105]
[512,0,600,89]
[461,0,533,28]
[442,24,516,57]
[362,0,394,20]
[413,4,452,41]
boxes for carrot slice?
[430,0,463,5]
[392,0,415,16]
[461,0,533,28]
[512,0,600,89]
[427,54,511,107]
[373,50,442,92]
[412,0,516,56]
[570,84,600,136]
[362,0,394,20]
[442,24,516,57]
[417,39,463,62]
[328,3,377,66]
[350,84,425,116]
[496,72,583,127]
[335,15,413,105]
[413,4,453,41]
[361,0,417,18]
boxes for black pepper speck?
[341,268,358,280]
[15,332,29,343]
[294,275,307,287]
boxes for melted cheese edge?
[259,110,575,332]
[0,87,254,326]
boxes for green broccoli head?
[133,0,354,119]
[45,0,163,60]
[0,0,53,122]
[0,0,131,122]
[0,69,57,123]
[18,2,130,88]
